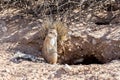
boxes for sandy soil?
[0,1,120,79]
[0,43,120,80]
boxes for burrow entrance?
[60,55,103,65]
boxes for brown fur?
[42,29,58,64]
[40,20,69,44]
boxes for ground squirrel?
[42,28,58,64]
[41,20,69,64]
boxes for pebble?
[62,64,72,72]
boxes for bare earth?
[0,43,120,80]
[0,1,120,79]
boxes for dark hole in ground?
[80,56,103,65]
[95,22,110,25]
[64,55,103,65]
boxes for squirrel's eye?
[49,32,54,34]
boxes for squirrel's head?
[48,28,57,37]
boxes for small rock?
[73,9,80,13]
[92,39,97,45]
[76,24,80,27]
[38,19,43,22]
[68,48,72,51]
[79,23,84,26]
[86,14,92,21]
[62,64,72,72]
[74,58,84,64]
